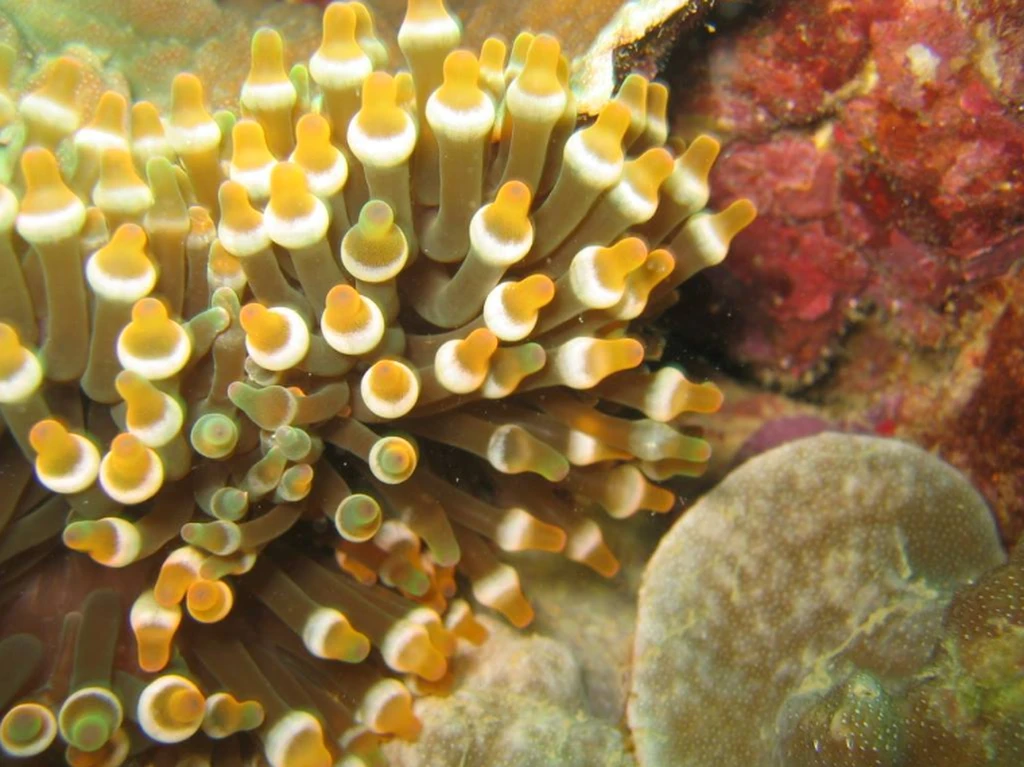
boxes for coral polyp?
[0,1,754,764]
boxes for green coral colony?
[0,0,754,764]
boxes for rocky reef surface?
[383,617,635,767]
[665,0,1024,542]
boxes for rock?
[383,617,635,767]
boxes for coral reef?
[0,0,754,765]
[820,268,1024,543]
[669,0,1024,388]
[629,433,1011,767]
[658,0,1024,540]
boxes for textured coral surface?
[672,0,1024,387]
[629,433,1007,767]
[0,0,322,111]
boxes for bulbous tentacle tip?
[0,4,743,764]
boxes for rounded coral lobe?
[630,433,1012,767]
[0,1,752,764]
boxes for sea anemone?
[0,1,754,764]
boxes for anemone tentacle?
[0,2,754,765]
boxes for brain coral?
[629,432,1010,767]
[0,1,754,765]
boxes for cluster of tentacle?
[0,1,754,765]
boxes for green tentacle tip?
[190,413,239,459]
[57,686,123,752]
[210,487,249,522]
[358,199,395,234]
[272,425,313,461]
[181,520,241,556]
[0,703,57,758]
[276,464,314,502]
[227,382,297,430]
[335,493,382,543]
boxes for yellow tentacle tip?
[230,120,276,193]
[293,112,332,156]
[19,56,81,140]
[170,73,206,120]
[434,328,498,394]
[267,162,312,217]
[631,147,676,192]
[264,711,332,767]
[603,237,648,277]
[29,419,101,494]
[473,181,534,265]
[311,3,372,92]
[98,432,164,505]
[588,100,632,154]
[94,148,153,213]
[168,73,219,153]
[115,370,184,448]
[483,274,554,341]
[86,223,156,299]
[554,337,645,389]
[240,302,310,371]
[492,180,532,220]
[321,285,385,355]
[186,579,234,624]
[718,198,759,237]
[291,113,348,195]
[137,675,205,744]
[519,35,562,91]
[77,91,129,149]
[361,359,420,419]
[245,28,291,88]
[217,179,268,256]
[0,323,43,403]
[117,298,192,380]
[16,147,85,243]
[437,50,484,108]
[320,2,360,52]
[130,101,166,143]
[570,237,649,309]
[404,0,455,23]
[511,273,556,313]
[349,71,417,170]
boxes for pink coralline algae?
[669,0,1024,387]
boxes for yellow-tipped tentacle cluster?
[0,2,754,765]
